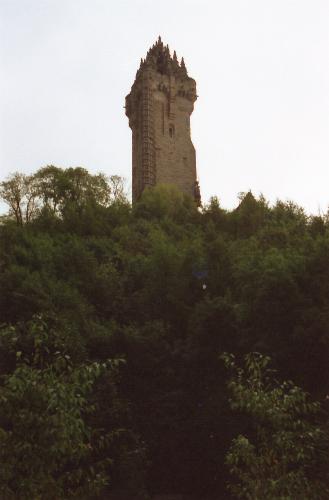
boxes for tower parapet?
[125,37,200,203]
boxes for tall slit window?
[169,125,175,138]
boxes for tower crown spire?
[137,37,189,78]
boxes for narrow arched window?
[169,125,175,138]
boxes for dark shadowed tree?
[222,352,329,500]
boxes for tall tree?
[0,172,39,225]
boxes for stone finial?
[180,57,188,76]
[172,50,180,72]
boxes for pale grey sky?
[1,0,328,213]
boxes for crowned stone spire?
[136,37,189,79]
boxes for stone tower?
[125,36,200,204]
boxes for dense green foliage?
[0,317,119,499]
[222,353,328,499]
[0,168,328,498]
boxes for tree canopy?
[0,168,328,498]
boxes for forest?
[0,166,328,499]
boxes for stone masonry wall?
[153,77,196,199]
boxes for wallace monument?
[125,37,201,204]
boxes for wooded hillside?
[0,168,328,499]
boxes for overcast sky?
[1,0,328,213]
